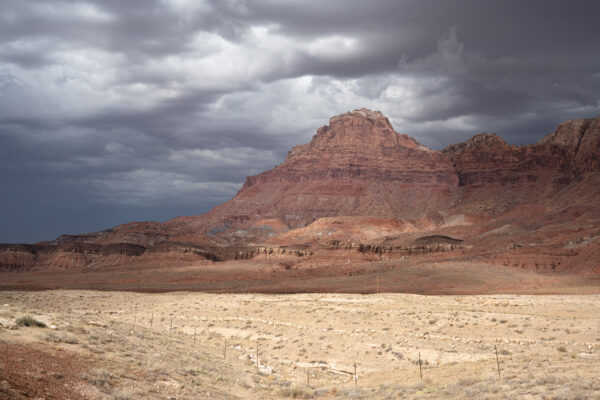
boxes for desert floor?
[1,291,599,399]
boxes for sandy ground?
[1,291,599,399]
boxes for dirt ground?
[1,290,599,399]
[1,258,599,295]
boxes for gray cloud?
[1,0,599,242]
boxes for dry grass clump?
[113,388,138,400]
[80,368,112,389]
[16,316,46,328]
[280,385,314,398]
[42,331,79,344]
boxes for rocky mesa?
[1,109,600,274]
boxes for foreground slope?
[1,291,599,399]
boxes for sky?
[1,0,600,243]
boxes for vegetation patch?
[16,316,46,328]
[280,385,314,398]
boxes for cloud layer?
[1,0,599,242]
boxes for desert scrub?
[80,368,112,388]
[16,316,46,328]
[42,331,79,344]
[280,385,314,398]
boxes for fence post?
[495,345,501,378]
[418,352,423,380]
[354,363,358,392]
[307,369,310,387]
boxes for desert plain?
[1,289,599,399]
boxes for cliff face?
[0,242,218,271]
[177,110,599,235]
[442,117,600,215]
[538,118,600,174]
[196,109,460,229]
[442,133,566,215]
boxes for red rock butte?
[1,109,600,292]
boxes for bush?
[43,332,78,344]
[80,369,112,388]
[16,316,46,328]
[280,386,313,398]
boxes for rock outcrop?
[442,116,600,216]
[213,109,459,227]
[0,242,217,271]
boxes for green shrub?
[16,316,46,328]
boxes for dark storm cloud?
[1,0,599,242]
